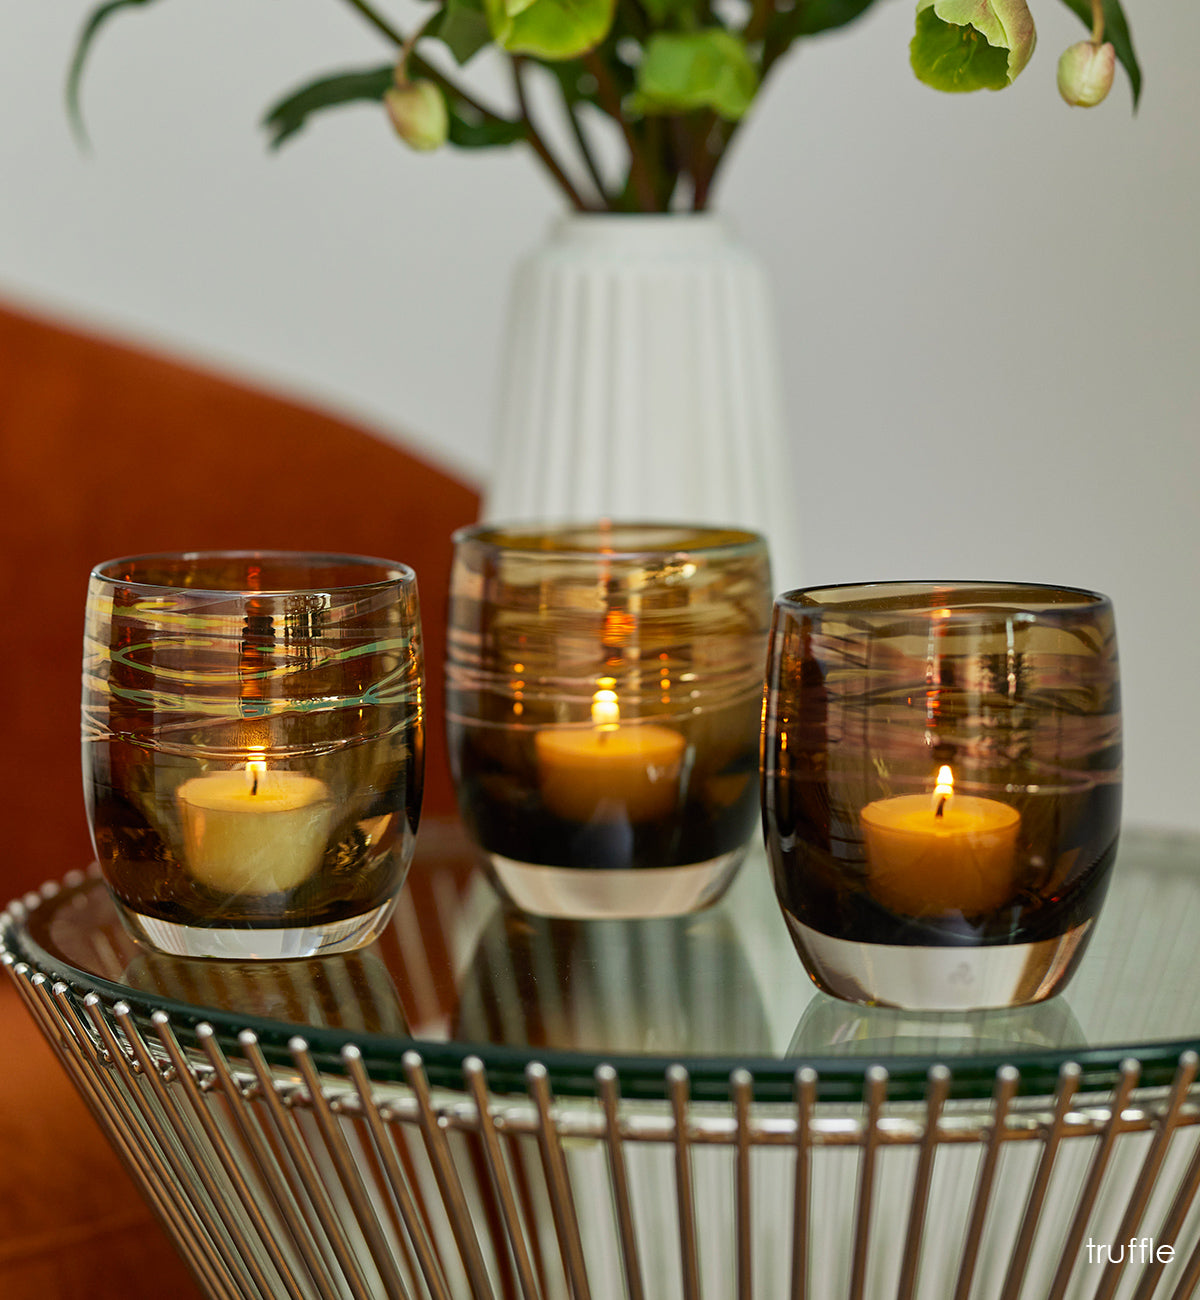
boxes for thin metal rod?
[849,1065,888,1300]
[22,972,166,1198]
[345,1045,454,1300]
[82,997,246,1300]
[668,1064,702,1300]
[289,1037,411,1300]
[1047,1059,1142,1300]
[953,1065,1020,1300]
[197,1025,343,1298]
[22,972,183,1224]
[896,1064,952,1300]
[151,1013,309,1300]
[403,1049,498,1300]
[462,1057,541,1300]
[392,1099,457,1285]
[998,1062,1082,1300]
[507,1131,553,1296]
[527,1061,592,1300]
[732,1068,754,1300]
[1095,1051,1199,1300]
[596,1064,646,1300]
[31,974,227,1298]
[790,1067,817,1300]
[240,1030,379,1300]
[1167,1224,1200,1300]
[114,1005,264,1300]
[1131,1065,1200,1300]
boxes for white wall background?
[1,0,1196,830]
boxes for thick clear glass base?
[117,898,399,960]
[781,911,1095,1011]
[486,848,746,919]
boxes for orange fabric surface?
[0,979,205,1298]
[0,299,482,1299]
[0,298,480,902]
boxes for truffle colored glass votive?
[761,582,1122,1010]
[83,552,424,959]
[446,522,772,918]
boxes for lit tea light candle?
[860,766,1020,916]
[177,760,332,895]
[535,686,685,823]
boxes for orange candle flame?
[245,758,267,797]
[933,764,954,819]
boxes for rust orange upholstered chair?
[0,298,480,1299]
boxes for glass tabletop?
[7,821,1200,1103]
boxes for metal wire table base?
[6,932,1200,1300]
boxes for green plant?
[69,0,1140,213]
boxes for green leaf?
[1058,0,1141,107]
[446,100,528,147]
[544,61,597,106]
[634,30,759,120]
[790,0,880,37]
[262,66,394,149]
[485,0,616,60]
[638,0,702,25]
[262,63,524,151]
[430,0,495,65]
[66,0,162,145]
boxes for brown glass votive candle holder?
[83,551,424,959]
[446,522,772,918]
[761,582,1122,1010]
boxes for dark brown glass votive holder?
[83,551,424,959]
[446,522,772,918]
[761,581,1122,1010]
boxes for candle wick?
[251,769,259,796]
[935,794,946,819]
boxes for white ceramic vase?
[483,212,800,573]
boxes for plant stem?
[652,116,681,209]
[564,94,612,207]
[693,20,800,203]
[394,13,436,83]
[1090,0,1106,43]
[584,51,661,211]
[338,0,406,47]
[744,0,776,44]
[409,53,515,125]
[692,115,735,209]
[618,0,650,42]
[337,0,513,125]
[512,59,591,210]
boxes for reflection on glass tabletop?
[7,822,1200,1102]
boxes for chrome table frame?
[6,872,1200,1300]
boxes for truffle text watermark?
[1086,1238,1174,1265]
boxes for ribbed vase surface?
[484,213,800,574]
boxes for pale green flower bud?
[1057,40,1116,107]
[385,80,449,152]
[911,0,1037,94]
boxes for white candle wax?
[177,765,332,895]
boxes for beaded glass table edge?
[6,826,1200,1104]
[6,829,1200,1300]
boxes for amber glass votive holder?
[761,581,1122,1010]
[446,522,772,919]
[83,552,424,959]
